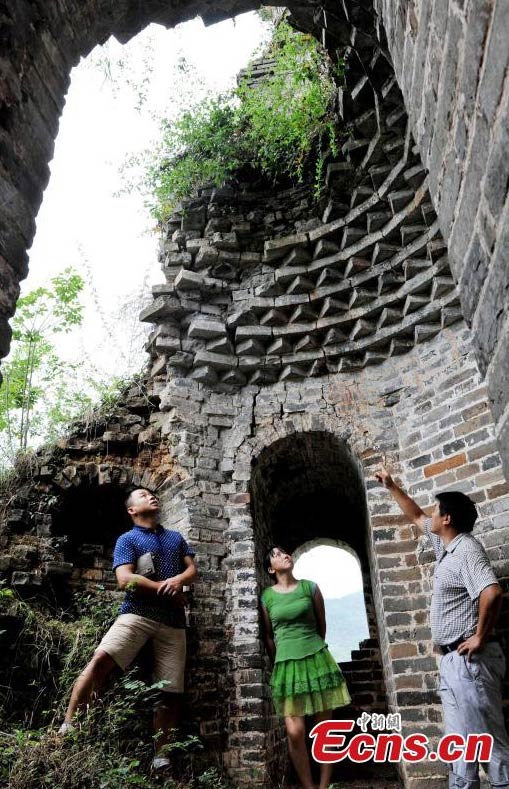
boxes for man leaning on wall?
[375,466,509,789]
[58,488,198,772]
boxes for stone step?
[347,639,379,654]
[351,647,380,659]
[342,671,384,683]
[340,659,381,671]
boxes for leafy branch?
[0,269,89,464]
[137,20,341,222]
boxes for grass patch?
[0,587,230,788]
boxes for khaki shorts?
[97,614,186,693]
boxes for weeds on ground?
[0,586,231,789]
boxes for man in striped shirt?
[376,466,509,788]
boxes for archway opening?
[47,480,134,608]
[250,431,377,632]
[293,540,369,663]
[250,431,396,784]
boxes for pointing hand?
[375,466,395,489]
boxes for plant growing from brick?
[142,20,340,221]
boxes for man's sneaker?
[151,756,171,771]
[57,722,76,736]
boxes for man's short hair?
[124,488,155,510]
[435,491,478,533]
[125,490,137,510]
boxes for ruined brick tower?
[1,1,508,787]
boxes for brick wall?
[149,320,508,786]
[2,0,508,487]
[0,308,507,787]
[373,0,509,485]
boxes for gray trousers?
[440,642,509,788]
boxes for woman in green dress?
[260,545,351,789]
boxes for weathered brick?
[424,453,467,478]
[487,482,509,500]
[0,7,509,782]
[467,439,499,462]
[409,454,432,469]
[390,642,418,659]
[443,438,465,455]
[455,463,479,481]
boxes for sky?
[25,12,271,379]
[294,544,364,599]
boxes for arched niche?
[49,479,134,599]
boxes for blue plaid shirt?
[113,524,195,628]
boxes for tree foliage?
[143,20,340,221]
[149,98,241,223]
[237,23,338,183]
[0,269,91,464]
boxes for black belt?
[439,637,464,655]
[439,636,498,655]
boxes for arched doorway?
[250,431,378,638]
[293,539,369,663]
[249,430,396,785]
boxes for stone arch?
[3,459,165,598]
[48,469,137,599]
[249,430,387,690]
[223,420,395,785]
[0,456,172,726]
[293,535,361,565]
[249,430,370,583]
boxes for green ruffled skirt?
[271,646,351,717]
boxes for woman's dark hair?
[435,491,478,533]
[263,545,291,573]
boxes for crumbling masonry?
[1,1,509,787]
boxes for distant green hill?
[324,592,369,663]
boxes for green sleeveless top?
[261,579,325,663]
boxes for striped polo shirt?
[424,519,499,645]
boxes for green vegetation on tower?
[144,20,341,222]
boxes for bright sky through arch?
[294,544,364,599]
[25,13,270,380]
